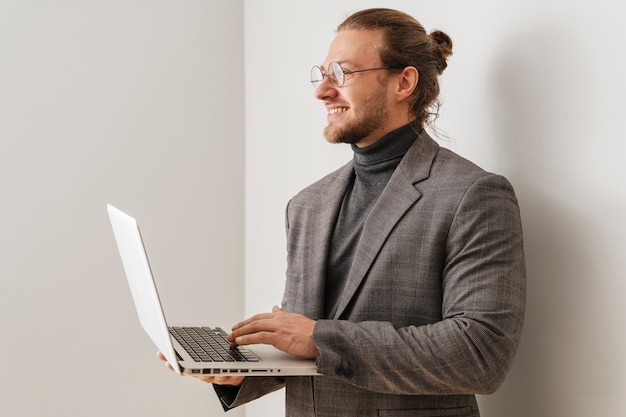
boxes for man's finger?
[235,330,275,346]
[231,311,274,330]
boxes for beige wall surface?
[244,1,626,417]
[0,1,244,416]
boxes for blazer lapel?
[333,133,439,319]
[300,162,355,319]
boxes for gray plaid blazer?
[216,130,526,417]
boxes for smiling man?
[159,8,526,417]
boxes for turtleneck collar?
[351,123,421,182]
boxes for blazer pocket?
[378,406,474,417]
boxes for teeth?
[329,107,348,115]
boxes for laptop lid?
[107,204,182,374]
[107,204,320,377]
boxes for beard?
[323,91,389,145]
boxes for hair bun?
[430,30,453,73]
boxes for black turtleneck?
[324,123,419,318]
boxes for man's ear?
[396,66,419,102]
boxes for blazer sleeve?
[212,377,285,411]
[313,174,526,395]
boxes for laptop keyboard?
[169,326,259,363]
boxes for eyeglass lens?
[310,62,344,89]
[311,66,324,88]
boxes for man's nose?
[314,76,337,100]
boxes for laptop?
[107,204,320,377]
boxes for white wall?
[0,1,245,416]
[245,1,626,417]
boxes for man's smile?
[328,107,349,115]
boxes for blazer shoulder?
[429,145,505,185]
[400,130,492,187]
[290,160,354,205]
[434,146,486,173]
[408,136,519,205]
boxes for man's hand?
[227,306,319,359]
[156,351,245,386]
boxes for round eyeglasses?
[310,61,402,89]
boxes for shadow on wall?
[478,22,596,417]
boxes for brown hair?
[338,8,453,128]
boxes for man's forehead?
[324,30,382,66]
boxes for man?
[160,8,526,416]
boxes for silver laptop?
[107,204,320,377]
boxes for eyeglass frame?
[310,61,404,89]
